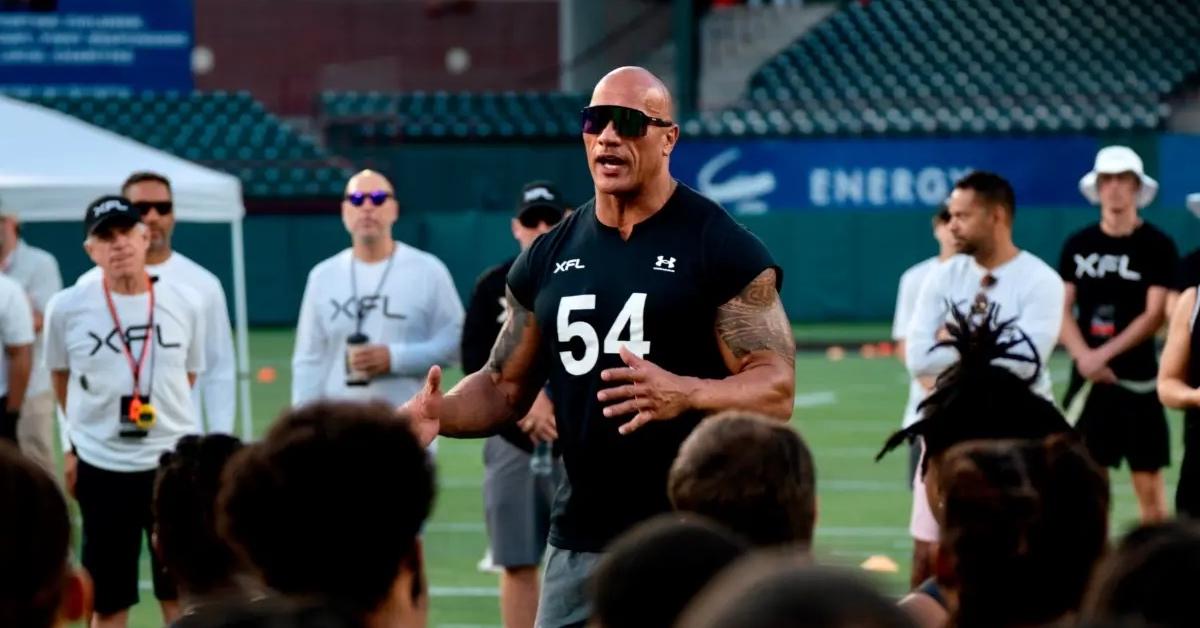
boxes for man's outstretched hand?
[401,365,443,447]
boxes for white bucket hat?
[1078,145,1158,208]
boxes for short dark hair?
[590,514,749,628]
[933,203,951,226]
[669,411,816,547]
[877,304,1073,473]
[939,436,1109,627]
[154,434,245,596]
[954,170,1016,217]
[0,442,71,628]
[170,596,364,628]
[678,558,916,628]
[1084,520,1200,628]
[219,401,435,618]
[121,171,172,196]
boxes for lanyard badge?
[103,274,157,435]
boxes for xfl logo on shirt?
[88,324,181,356]
[1074,254,1142,281]
[329,296,407,321]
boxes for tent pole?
[230,218,254,440]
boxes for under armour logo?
[496,296,508,324]
[653,256,677,273]
[524,187,555,202]
[554,259,586,273]
[1074,253,1141,281]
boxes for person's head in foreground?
[171,596,365,628]
[584,66,679,198]
[154,433,251,609]
[1082,520,1200,628]
[677,557,916,628]
[0,442,91,627]
[219,400,434,628]
[588,514,749,628]
[877,303,1074,524]
[669,411,816,548]
[938,436,1109,628]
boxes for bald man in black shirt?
[404,67,795,627]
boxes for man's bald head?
[341,169,398,246]
[345,169,395,195]
[591,66,675,121]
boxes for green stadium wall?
[23,203,1200,326]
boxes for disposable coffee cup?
[346,333,370,386]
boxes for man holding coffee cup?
[292,170,463,443]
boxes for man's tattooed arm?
[439,287,548,437]
[687,268,796,419]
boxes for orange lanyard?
[102,274,155,406]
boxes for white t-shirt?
[43,278,205,472]
[2,241,62,396]
[0,272,35,399]
[892,256,950,428]
[905,251,1065,399]
[79,252,236,433]
[292,242,464,407]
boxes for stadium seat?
[9,90,351,198]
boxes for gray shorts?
[536,545,602,628]
[483,436,562,568]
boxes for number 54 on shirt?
[557,293,650,375]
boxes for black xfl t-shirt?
[507,182,779,552]
[1058,222,1178,380]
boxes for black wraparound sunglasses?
[581,105,675,138]
[132,201,172,216]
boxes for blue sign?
[0,0,193,91]
[672,137,1100,213]
[1158,134,1200,208]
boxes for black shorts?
[75,456,177,615]
[1067,381,1169,472]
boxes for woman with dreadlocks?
[878,304,1088,627]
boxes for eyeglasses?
[972,274,997,315]
[580,105,675,138]
[345,190,392,207]
[131,201,172,216]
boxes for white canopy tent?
[0,95,253,438]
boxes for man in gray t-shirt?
[0,210,62,475]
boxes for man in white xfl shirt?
[0,207,63,475]
[890,203,956,588]
[78,172,236,434]
[45,195,205,628]
[292,170,463,426]
[905,171,1064,549]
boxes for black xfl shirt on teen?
[507,182,779,552]
[1058,222,1178,381]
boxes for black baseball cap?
[516,181,567,227]
[83,195,141,238]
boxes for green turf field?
[108,326,1178,627]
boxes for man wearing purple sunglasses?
[292,170,463,452]
[402,67,795,627]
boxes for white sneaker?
[477,548,502,574]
